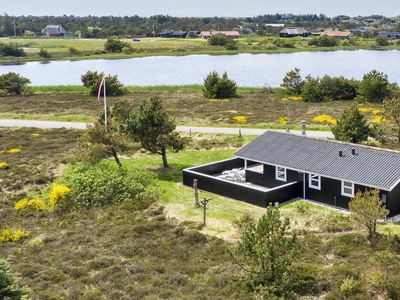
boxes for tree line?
[1,13,399,38]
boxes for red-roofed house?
[320,31,351,39]
[201,30,240,39]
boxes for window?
[342,181,354,197]
[275,166,286,182]
[309,174,321,190]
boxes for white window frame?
[341,181,354,197]
[308,173,321,190]
[275,166,286,182]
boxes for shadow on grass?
[150,164,188,183]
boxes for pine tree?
[331,105,371,143]
[122,97,186,168]
[0,259,30,300]
[227,203,301,297]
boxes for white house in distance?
[42,25,75,37]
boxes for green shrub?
[301,74,358,102]
[340,277,358,296]
[38,48,51,58]
[308,36,338,47]
[225,40,239,50]
[58,163,159,209]
[203,71,237,99]
[69,47,80,55]
[104,37,132,53]
[122,47,132,54]
[80,70,127,96]
[207,34,231,46]
[376,36,389,46]
[0,42,26,57]
[357,70,394,103]
[301,75,323,102]
[0,72,31,95]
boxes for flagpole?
[103,77,107,126]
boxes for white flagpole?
[103,77,107,126]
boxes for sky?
[2,0,399,18]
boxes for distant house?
[183,131,400,217]
[281,14,293,21]
[355,26,376,33]
[320,31,351,39]
[200,30,240,39]
[158,31,173,38]
[265,24,285,28]
[380,24,396,30]
[171,31,187,38]
[42,25,74,37]
[233,27,254,35]
[378,32,400,39]
[279,27,311,38]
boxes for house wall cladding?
[183,169,299,207]
[305,176,350,208]
[183,157,399,216]
[189,158,245,175]
[182,158,300,208]
[386,184,400,216]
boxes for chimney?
[352,148,356,155]
[339,150,343,157]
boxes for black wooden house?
[183,131,400,217]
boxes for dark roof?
[378,32,400,37]
[234,131,400,191]
[171,31,186,36]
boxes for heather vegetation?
[1,125,400,298]
[2,65,400,297]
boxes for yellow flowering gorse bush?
[312,114,337,125]
[49,184,71,208]
[289,96,302,101]
[278,117,288,124]
[31,133,40,137]
[14,198,29,210]
[372,116,388,124]
[0,228,29,242]
[358,107,381,115]
[7,148,21,153]
[0,162,9,169]
[14,198,46,211]
[233,116,247,123]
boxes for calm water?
[1,50,399,87]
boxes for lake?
[1,50,399,87]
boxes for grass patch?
[27,85,88,92]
